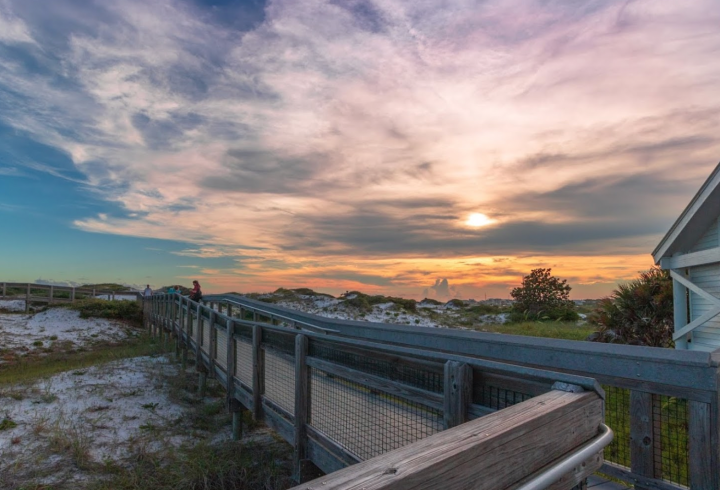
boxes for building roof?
[653,161,720,263]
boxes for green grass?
[86,439,293,490]
[0,334,167,386]
[467,321,595,341]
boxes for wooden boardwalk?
[587,475,628,489]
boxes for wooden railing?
[204,293,720,490]
[147,293,609,489]
[1,282,140,312]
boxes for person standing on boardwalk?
[189,280,202,301]
[144,285,153,297]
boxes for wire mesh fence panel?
[654,395,689,487]
[235,338,253,387]
[201,316,211,354]
[264,347,295,416]
[215,329,228,369]
[263,329,295,355]
[473,385,532,410]
[309,366,443,461]
[603,385,631,469]
[309,341,443,394]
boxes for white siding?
[690,219,719,252]
[689,263,720,352]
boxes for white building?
[653,162,720,351]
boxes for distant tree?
[588,267,673,347]
[510,268,578,322]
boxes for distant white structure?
[654,162,720,351]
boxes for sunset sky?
[1,0,719,300]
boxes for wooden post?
[48,285,53,305]
[196,303,204,368]
[252,324,265,421]
[226,320,236,394]
[673,272,689,349]
[293,334,310,482]
[689,399,719,489]
[71,287,75,303]
[25,283,30,313]
[111,291,115,300]
[227,303,233,317]
[443,361,472,429]
[209,311,218,376]
[630,391,655,489]
[92,287,96,297]
[1,282,5,298]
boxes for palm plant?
[589,267,674,347]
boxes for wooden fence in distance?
[1,282,140,312]
[148,293,611,490]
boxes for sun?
[466,213,494,227]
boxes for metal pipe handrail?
[516,424,613,490]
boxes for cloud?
[1,0,720,297]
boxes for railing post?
[252,324,265,421]
[1,282,5,298]
[209,310,217,376]
[196,303,204,368]
[25,283,30,313]
[227,303,232,317]
[293,334,310,482]
[443,361,472,429]
[630,391,656,489]
[689,399,719,489]
[49,285,54,305]
[71,287,75,303]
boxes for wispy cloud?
[1,0,719,296]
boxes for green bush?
[589,267,673,347]
[510,268,579,322]
[67,300,144,326]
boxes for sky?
[1,0,719,300]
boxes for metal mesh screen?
[201,316,211,354]
[309,341,443,394]
[309,366,443,461]
[215,329,228,368]
[263,329,295,354]
[474,385,532,410]
[264,348,295,416]
[603,385,630,468]
[654,395,689,487]
[235,338,253,387]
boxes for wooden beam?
[689,400,719,489]
[672,306,720,340]
[630,391,655,489]
[664,247,720,269]
[294,334,310,482]
[287,390,602,490]
[670,270,720,307]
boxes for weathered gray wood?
[226,320,236,394]
[444,361,472,429]
[306,357,444,412]
[48,285,53,304]
[1,283,5,298]
[307,436,348,475]
[25,283,30,313]
[288,390,602,490]
[689,400,718,489]
[306,425,362,467]
[599,463,685,490]
[195,303,203,369]
[294,334,310,482]
[263,399,295,443]
[542,452,603,490]
[252,324,265,420]
[209,311,218,371]
[630,391,655,489]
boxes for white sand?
[0,306,133,358]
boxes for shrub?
[67,300,144,326]
[510,268,578,322]
[589,267,673,347]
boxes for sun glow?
[466,213,494,227]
